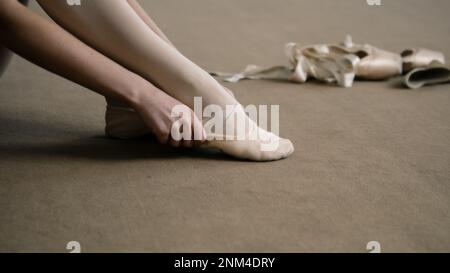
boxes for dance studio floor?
[1,0,449,252]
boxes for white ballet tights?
[37,0,294,161]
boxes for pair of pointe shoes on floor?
[211,35,449,89]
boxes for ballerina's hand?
[133,86,206,148]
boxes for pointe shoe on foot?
[104,98,150,139]
[105,100,295,161]
[404,60,450,89]
[203,104,295,161]
[206,137,295,162]
[401,48,445,73]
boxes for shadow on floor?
[0,114,233,162]
[0,135,235,162]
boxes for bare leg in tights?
[37,0,294,161]
[104,0,235,141]
[0,0,205,148]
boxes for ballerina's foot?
[203,117,294,161]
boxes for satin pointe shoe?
[213,42,360,88]
[401,48,445,73]
[283,42,357,87]
[298,44,360,87]
[289,35,401,84]
[404,60,450,89]
[338,35,403,80]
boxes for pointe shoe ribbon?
[297,43,360,88]
[401,48,446,73]
[404,60,450,89]
[210,39,361,88]
[210,35,403,87]
[210,64,294,83]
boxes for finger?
[168,114,185,145]
[177,125,193,147]
[192,112,206,143]
[177,115,193,148]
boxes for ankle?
[125,78,159,111]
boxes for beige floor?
[0,0,449,252]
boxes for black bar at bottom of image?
[1,253,448,272]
